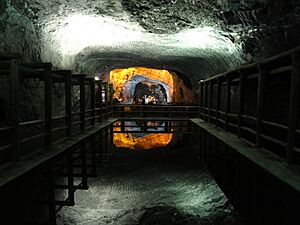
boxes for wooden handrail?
[199,45,300,164]
[0,57,116,167]
[52,115,67,121]
[261,120,288,130]
[19,120,45,127]
[0,126,13,132]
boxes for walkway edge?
[191,118,300,192]
[0,118,117,189]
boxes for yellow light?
[113,133,173,150]
[109,67,174,103]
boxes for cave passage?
[133,81,168,104]
[108,67,193,105]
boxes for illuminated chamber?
[108,67,192,104]
[106,67,192,150]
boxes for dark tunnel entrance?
[133,81,168,104]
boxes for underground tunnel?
[1,0,300,225]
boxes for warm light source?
[109,67,174,103]
[113,133,173,150]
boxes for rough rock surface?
[0,1,40,62]
[2,0,300,77]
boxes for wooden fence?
[199,46,300,164]
[113,104,199,118]
[0,55,113,167]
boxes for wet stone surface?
[57,146,243,225]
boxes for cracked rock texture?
[1,0,300,77]
[0,1,40,62]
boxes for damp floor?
[57,145,243,225]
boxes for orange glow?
[113,133,173,150]
[109,67,174,102]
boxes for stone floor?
[57,145,243,225]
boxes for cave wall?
[220,0,300,60]
[171,71,194,104]
[0,0,40,62]
[0,0,42,124]
[258,0,300,57]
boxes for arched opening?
[133,81,168,104]
[105,67,193,105]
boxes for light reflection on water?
[113,121,173,150]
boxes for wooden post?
[208,81,213,124]
[81,140,88,189]
[110,83,114,117]
[168,106,172,118]
[98,130,103,166]
[141,104,144,117]
[90,78,96,127]
[216,77,221,127]
[225,74,232,132]
[198,81,201,118]
[256,64,267,148]
[65,72,72,137]
[200,81,204,119]
[44,63,53,146]
[104,83,108,119]
[164,121,169,132]
[109,125,114,155]
[238,70,245,138]
[91,135,97,177]
[204,82,208,121]
[121,121,125,132]
[47,163,56,225]
[104,127,109,161]
[287,52,300,163]
[98,80,103,123]
[106,83,110,118]
[10,59,20,160]
[80,78,86,131]
[67,153,74,205]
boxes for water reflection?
[113,121,173,150]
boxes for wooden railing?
[0,55,114,167]
[199,46,300,164]
[113,104,199,118]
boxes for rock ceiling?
[11,0,300,79]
